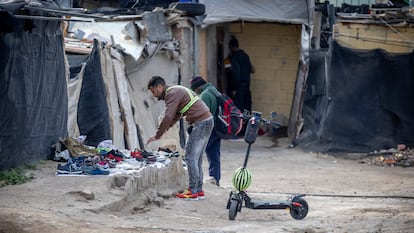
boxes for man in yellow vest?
[147,76,214,200]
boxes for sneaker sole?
[84,170,109,175]
[57,169,83,174]
[176,195,199,201]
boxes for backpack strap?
[166,85,199,115]
[204,88,220,118]
[205,88,220,98]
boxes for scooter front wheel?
[290,197,308,220]
[228,199,239,220]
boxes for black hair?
[229,36,239,48]
[147,76,165,89]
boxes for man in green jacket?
[190,76,221,186]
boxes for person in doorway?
[227,35,255,113]
[146,76,214,200]
[190,76,221,186]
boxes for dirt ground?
[1,136,414,233]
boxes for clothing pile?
[52,137,180,176]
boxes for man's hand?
[251,64,256,74]
[187,125,193,134]
[146,136,158,145]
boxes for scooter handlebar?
[241,111,281,128]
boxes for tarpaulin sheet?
[199,0,314,26]
[0,16,67,170]
[295,41,414,153]
[70,40,112,147]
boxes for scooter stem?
[243,143,252,168]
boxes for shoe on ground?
[176,189,199,200]
[57,159,83,174]
[205,176,219,186]
[97,161,110,170]
[96,161,110,174]
[53,150,70,162]
[84,165,109,175]
[197,191,205,200]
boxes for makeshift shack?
[296,2,414,153]
[0,0,202,170]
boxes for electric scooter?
[226,111,309,220]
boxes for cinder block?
[254,58,281,71]
[242,23,273,33]
[254,68,276,80]
[229,23,242,33]
[246,46,271,57]
[247,34,275,46]
[280,58,299,71]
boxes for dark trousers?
[234,89,252,113]
[205,129,221,183]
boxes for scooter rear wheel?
[228,199,239,220]
[290,197,308,220]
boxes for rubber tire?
[169,2,205,16]
[290,198,309,220]
[228,199,239,220]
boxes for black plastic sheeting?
[70,40,112,147]
[295,41,414,153]
[0,16,67,170]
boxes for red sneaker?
[197,191,205,200]
[131,150,144,161]
[176,189,198,200]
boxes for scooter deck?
[246,199,291,209]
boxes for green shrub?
[0,165,35,187]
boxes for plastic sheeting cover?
[199,0,314,26]
[68,21,145,61]
[73,40,112,147]
[296,41,414,153]
[0,18,67,170]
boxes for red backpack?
[208,90,243,139]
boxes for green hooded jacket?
[199,83,219,119]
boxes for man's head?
[229,36,239,52]
[190,76,207,94]
[148,76,166,100]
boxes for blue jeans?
[205,129,221,183]
[185,117,214,193]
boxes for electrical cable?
[334,32,414,48]
[248,191,414,199]
[379,17,413,43]
[136,41,164,66]
[303,193,414,199]
[131,0,140,9]
[336,35,414,48]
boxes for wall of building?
[228,22,301,121]
[198,27,218,87]
[334,22,414,53]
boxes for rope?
[247,191,414,200]
[379,17,413,43]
